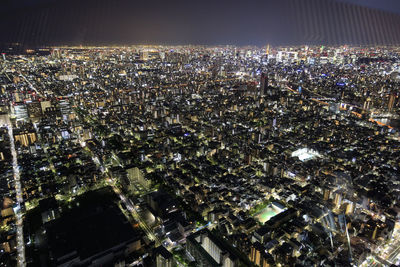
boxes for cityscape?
[0,45,399,267]
[1,0,400,267]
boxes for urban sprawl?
[0,45,399,267]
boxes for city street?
[7,122,26,267]
[363,226,400,267]
[109,181,163,246]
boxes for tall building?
[334,192,343,209]
[59,99,71,120]
[388,93,396,112]
[249,242,273,267]
[259,73,268,96]
[155,246,176,267]
[260,73,279,97]
[249,242,263,265]
[14,130,37,147]
[186,234,220,267]
[0,106,10,126]
[345,202,355,215]
[186,229,240,267]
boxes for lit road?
[95,152,161,246]
[95,152,160,245]
[365,227,400,267]
[388,243,400,263]
[7,123,26,267]
[108,181,162,246]
[78,107,163,248]
[374,240,400,267]
[17,72,43,98]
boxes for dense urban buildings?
[0,45,399,267]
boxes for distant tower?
[266,44,270,56]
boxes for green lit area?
[253,203,285,224]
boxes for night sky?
[1,0,400,47]
[340,0,400,14]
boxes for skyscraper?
[259,73,268,96]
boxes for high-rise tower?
[260,73,268,96]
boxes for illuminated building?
[334,192,342,209]
[155,246,176,267]
[58,74,78,81]
[323,188,330,201]
[13,92,22,102]
[59,99,71,120]
[139,51,149,61]
[291,148,321,162]
[276,51,298,63]
[0,113,10,126]
[14,130,37,147]
[186,229,240,267]
[388,93,396,112]
[363,98,371,110]
[43,107,62,120]
[40,101,52,113]
[13,103,29,121]
[0,105,7,113]
[345,202,355,215]
[249,242,273,267]
[27,101,42,118]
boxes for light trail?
[7,123,26,267]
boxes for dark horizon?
[2,0,400,47]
